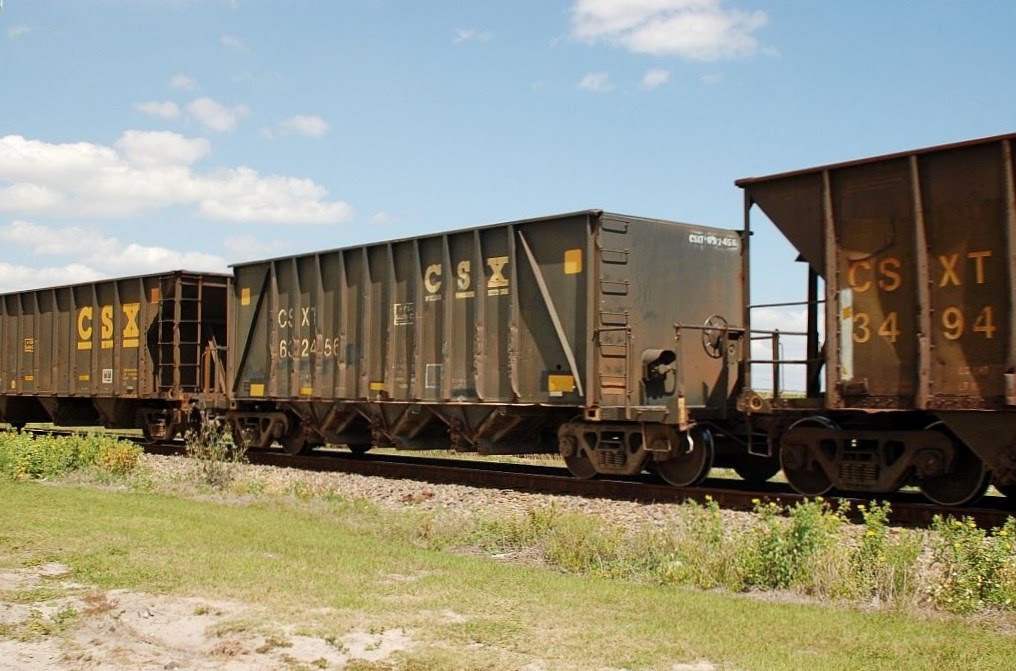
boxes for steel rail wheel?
[564,451,597,479]
[733,456,781,484]
[780,417,835,497]
[918,422,990,507]
[282,429,310,456]
[656,427,714,487]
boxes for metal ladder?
[156,276,204,393]
[594,220,633,414]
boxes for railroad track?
[21,427,1014,528]
[134,440,1016,529]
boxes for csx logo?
[77,304,141,350]
[424,257,510,300]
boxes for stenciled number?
[942,307,964,341]
[972,305,996,339]
[877,311,900,343]
[852,311,899,344]
[277,336,342,360]
[853,306,999,344]
[940,305,996,341]
[852,312,871,343]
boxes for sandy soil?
[0,563,412,671]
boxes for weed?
[256,633,294,653]
[185,413,247,489]
[930,515,1016,613]
[661,497,740,589]
[473,505,559,552]
[737,498,846,591]
[0,430,142,481]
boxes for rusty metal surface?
[740,133,1016,412]
[0,272,229,426]
[229,212,743,428]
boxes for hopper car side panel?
[228,211,743,458]
[0,272,230,435]
[738,132,1016,502]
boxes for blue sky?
[0,0,1013,308]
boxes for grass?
[1,481,1014,670]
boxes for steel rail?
[20,428,1015,529]
[136,441,1016,529]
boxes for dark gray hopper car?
[0,271,230,439]
[737,132,1016,505]
[228,210,744,485]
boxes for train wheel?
[733,456,781,484]
[780,417,834,497]
[918,423,989,507]
[656,427,714,487]
[564,452,597,479]
[282,430,310,456]
[348,443,372,456]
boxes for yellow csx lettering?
[487,256,509,289]
[454,261,475,299]
[457,261,471,290]
[77,307,94,350]
[77,303,142,350]
[847,257,902,293]
[938,250,992,287]
[424,263,442,293]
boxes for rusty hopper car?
[737,132,1016,505]
[0,271,230,439]
[228,210,744,486]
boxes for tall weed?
[0,429,142,480]
[930,515,1016,613]
[185,415,247,489]
[737,499,846,590]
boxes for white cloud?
[453,28,492,44]
[114,130,210,168]
[371,212,391,225]
[280,115,329,138]
[571,0,769,61]
[0,221,229,292]
[169,73,196,91]
[0,262,102,293]
[134,100,182,120]
[0,132,353,224]
[187,98,250,133]
[220,34,249,52]
[0,183,63,211]
[641,68,670,89]
[578,71,614,93]
[8,25,30,39]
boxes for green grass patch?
[1,481,1014,670]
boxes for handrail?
[748,299,825,309]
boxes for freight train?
[1,133,1013,507]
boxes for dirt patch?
[0,564,413,670]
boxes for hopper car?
[0,132,1012,506]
